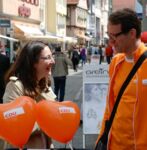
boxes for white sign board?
[83,64,109,83]
[83,64,109,134]
[90,55,100,64]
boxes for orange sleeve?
[97,101,110,141]
[96,57,116,144]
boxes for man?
[97,8,147,149]
[86,46,92,63]
[105,44,113,64]
[52,46,72,102]
[0,51,10,103]
[71,46,80,72]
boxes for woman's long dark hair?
[5,41,51,98]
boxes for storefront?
[0,0,43,61]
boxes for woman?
[80,47,86,66]
[3,41,56,149]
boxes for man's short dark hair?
[108,8,141,38]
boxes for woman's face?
[34,46,55,81]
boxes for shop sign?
[18,4,31,17]
[0,19,10,28]
[21,0,39,6]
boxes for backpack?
[73,51,79,59]
[94,50,98,55]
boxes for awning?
[27,33,77,43]
[0,34,19,42]
[29,35,57,40]
[28,33,62,42]
[14,24,43,36]
[64,36,77,43]
[76,34,91,41]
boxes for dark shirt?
[0,54,10,102]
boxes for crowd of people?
[69,43,114,72]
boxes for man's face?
[107,22,130,54]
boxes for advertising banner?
[83,64,109,134]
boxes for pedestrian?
[52,46,72,102]
[0,51,10,103]
[96,8,147,149]
[80,46,86,66]
[71,46,80,72]
[98,45,103,64]
[105,44,113,64]
[86,46,92,63]
[3,41,56,149]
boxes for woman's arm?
[40,87,56,101]
[3,80,24,103]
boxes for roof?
[67,0,79,5]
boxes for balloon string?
[68,143,73,150]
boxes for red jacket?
[105,46,113,56]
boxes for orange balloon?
[0,96,36,148]
[35,100,80,143]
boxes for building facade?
[138,0,147,31]
[66,0,88,44]
[0,0,43,61]
[112,0,143,19]
[46,0,67,38]
[86,0,109,45]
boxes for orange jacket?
[98,43,147,150]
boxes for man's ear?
[129,28,136,39]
